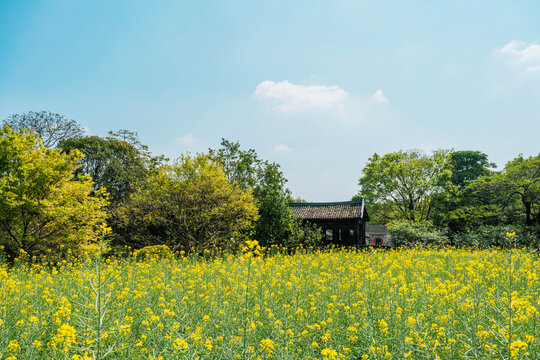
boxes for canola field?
[0,247,539,360]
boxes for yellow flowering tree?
[0,125,108,259]
[115,153,259,252]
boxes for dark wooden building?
[289,200,370,246]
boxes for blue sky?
[1,0,539,201]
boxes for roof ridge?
[289,199,363,206]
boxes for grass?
[0,246,538,359]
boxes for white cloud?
[526,65,540,72]
[254,80,348,113]
[370,89,389,103]
[497,40,540,72]
[273,144,293,153]
[175,133,198,144]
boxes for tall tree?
[448,150,495,188]
[357,149,451,222]
[59,130,164,204]
[0,125,108,259]
[3,111,84,148]
[209,139,296,245]
[472,154,540,227]
[430,150,496,230]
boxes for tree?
[3,111,84,148]
[472,154,539,227]
[253,178,294,246]
[430,150,496,230]
[209,139,290,197]
[209,139,297,245]
[448,150,495,188]
[59,131,160,205]
[0,125,108,259]
[115,154,259,252]
[356,149,451,222]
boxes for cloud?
[175,133,198,144]
[497,40,540,72]
[254,80,348,113]
[273,144,293,153]
[526,65,540,72]
[370,89,389,103]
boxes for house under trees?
[289,200,370,246]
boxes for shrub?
[450,224,539,248]
[387,220,448,247]
[133,245,174,260]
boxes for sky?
[1,1,539,201]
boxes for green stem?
[243,257,251,360]
[96,238,103,359]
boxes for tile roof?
[289,200,366,220]
[366,224,389,234]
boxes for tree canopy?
[448,150,495,188]
[357,149,451,222]
[59,130,160,204]
[471,154,540,227]
[115,154,259,252]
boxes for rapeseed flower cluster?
[0,245,538,359]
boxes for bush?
[133,245,174,260]
[387,220,448,247]
[450,225,539,248]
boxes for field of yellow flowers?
[0,245,539,359]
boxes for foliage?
[209,139,263,192]
[448,150,495,189]
[450,224,539,248]
[59,130,165,205]
[2,111,84,148]
[1,248,539,359]
[286,219,323,248]
[455,154,540,230]
[357,149,451,222]
[252,178,293,246]
[115,154,259,252]
[387,220,448,247]
[209,139,290,198]
[476,154,539,227]
[0,125,108,260]
[429,150,496,230]
[132,244,174,260]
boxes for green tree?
[448,150,495,188]
[59,130,165,205]
[431,150,496,231]
[472,154,540,227]
[209,139,296,246]
[115,154,259,252]
[0,125,108,259]
[3,111,84,148]
[356,149,451,222]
